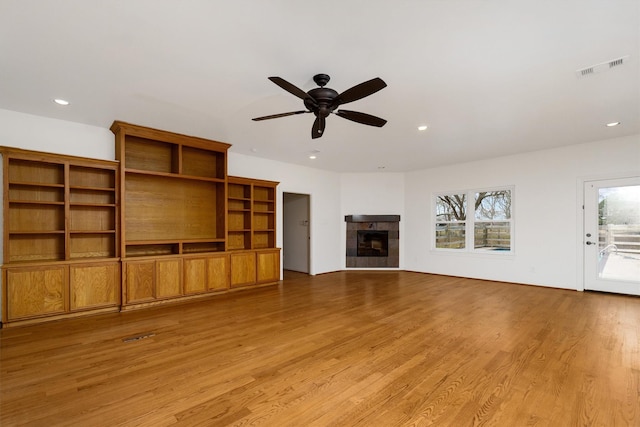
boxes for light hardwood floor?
[1,271,639,426]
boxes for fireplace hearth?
[346,215,399,268]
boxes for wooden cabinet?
[156,259,183,298]
[69,262,120,310]
[123,260,157,304]
[4,265,67,321]
[3,261,119,323]
[230,249,281,288]
[230,251,257,288]
[123,258,184,304]
[123,253,229,306]
[257,249,281,284]
[227,177,281,288]
[1,147,120,326]
[184,253,229,294]
[227,177,278,251]
[111,122,233,309]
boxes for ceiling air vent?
[576,55,630,78]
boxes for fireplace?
[346,215,400,268]
[357,230,388,257]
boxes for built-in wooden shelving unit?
[1,123,281,326]
[227,176,280,288]
[1,147,121,326]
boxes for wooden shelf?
[124,168,226,183]
[2,150,119,262]
[111,120,230,261]
[227,177,278,252]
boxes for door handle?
[586,241,596,245]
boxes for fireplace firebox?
[345,215,400,268]
[357,231,388,257]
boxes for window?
[435,193,466,249]
[434,188,513,253]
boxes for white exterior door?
[584,177,640,295]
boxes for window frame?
[432,186,514,254]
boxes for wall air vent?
[576,55,630,78]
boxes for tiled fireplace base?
[345,215,400,268]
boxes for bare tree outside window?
[475,191,511,220]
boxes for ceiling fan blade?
[311,116,325,139]
[268,77,313,102]
[337,77,387,105]
[252,110,309,121]
[336,110,387,127]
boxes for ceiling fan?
[252,74,387,139]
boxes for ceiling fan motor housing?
[305,87,339,117]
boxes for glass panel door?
[584,177,640,295]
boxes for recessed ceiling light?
[417,125,428,131]
[53,98,70,106]
[250,148,258,152]
[606,122,621,127]
[309,155,317,160]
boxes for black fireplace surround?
[346,215,400,268]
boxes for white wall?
[404,134,640,290]
[0,109,114,160]
[340,173,405,269]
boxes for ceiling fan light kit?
[253,74,387,139]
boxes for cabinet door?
[70,263,120,310]
[156,259,182,298]
[5,266,67,320]
[207,254,229,291]
[124,260,155,303]
[257,250,280,284]
[230,252,257,288]
[183,258,207,294]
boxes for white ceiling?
[1,1,638,172]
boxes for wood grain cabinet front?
[256,249,280,284]
[184,254,229,294]
[230,252,257,288]
[123,258,183,305]
[123,255,229,306]
[3,261,121,324]
[155,259,183,299]
[70,262,120,311]
[4,265,68,321]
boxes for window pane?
[475,190,511,220]
[436,222,466,249]
[474,221,510,250]
[436,194,466,221]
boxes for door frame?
[576,171,640,291]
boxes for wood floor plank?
[1,271,639,426]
